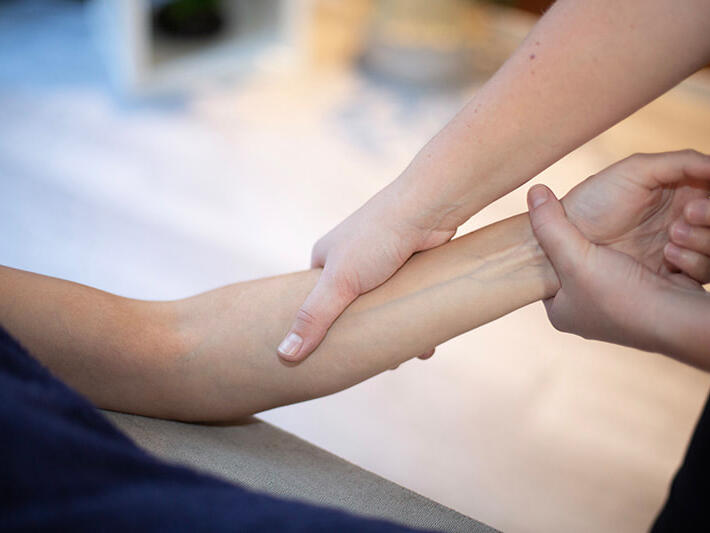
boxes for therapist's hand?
[559,151,710,283]
[278,182,455,362]
[666,195,710,283]
[528,150,710,355]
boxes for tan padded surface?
[103,411,496,533]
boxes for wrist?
[455,213,560,303]
[388,170,465,240]
[518,214,561,300]
[393,106,517,233]
[643,282,710,368]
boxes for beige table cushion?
[103,411,495,533]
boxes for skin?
[280,0,710,362]
[2,151,709,422]
[528,159,710,368]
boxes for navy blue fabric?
[0,326,425,532]
[651,391,710,533]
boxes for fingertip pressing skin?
[278,271,354,362]
[526,184,590,281]
[277,332,304,361]
[417,348,436,360]
[527,184,551,210]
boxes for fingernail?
[672,221,690,241]
[278,332,303,358]
[528,186,549,209]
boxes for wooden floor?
[2,3,710,532]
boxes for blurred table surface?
[2,2,710,532]
[103,410,495,533]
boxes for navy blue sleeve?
[0,326,428,532]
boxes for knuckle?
[294,307,321,329]
[681,148,701,158]
[312,237,329,259]
[623,152,655,172]
[530,207,556,233]
[330,270,361,301]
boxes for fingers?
[664,242,710,284]
[527,185,591,279]
[278,267,358,362]
[666,272,704,291]
[684,198,710,226]
[390,348,436,370]
[310,237,328,268]
[670,219,710,256]
[622,150,710,187]
[417,348,436,360]
[667,199,710,284]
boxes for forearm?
[0,267,182,414]
[398,0,710,229]
[167,213,557,421]
[649,284,710,370]
[0,214,558,421]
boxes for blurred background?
[2,1,710,532]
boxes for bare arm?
[528,183,710,371]
[0,213,556,422]
[284,0,710,362]
[653,285,710,366]
[400,0,710,228]
[4,151,710,422]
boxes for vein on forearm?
[0,213,559,422]
[353,236,551,323]
[172,214,558,420]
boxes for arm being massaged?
[2,151,710,422]
[280,0,710,362]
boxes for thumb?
[527,185,590,278]
[277,268,357,362]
